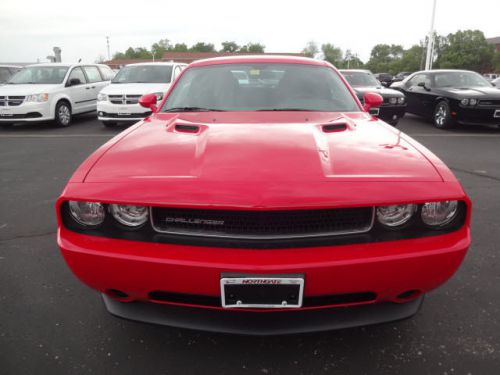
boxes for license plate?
[117,113,131,116]
[0,109,13,117]
[494,109,500,118]
[220,275,304,309]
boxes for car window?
[434,71,491,88]
[67,67,87,85]
[0,67,11,83]
[83,66,103,83]
[112,65,173,84]
[174,66,182,79]
[407,74,429,88]
[8,66,69,84]
[163,63,360,112]
[98,65,115,81]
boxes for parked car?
[0,65,22,84]
[483,73,498,82]
[392,69,500,129]
[392,71,413,83]
[374,72,393,87]
[340,69,406,125]
[0,63,113,127]
[97,62,186,127]
[57,56,470,335]
[491,77,500,88]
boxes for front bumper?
[103,293,424,335]
[0,102,52,122]
[455,106,500,126]
[97,101,151,121]
[378,105,406,124]
[58,224,469,333]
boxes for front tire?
[102,121,117,128]
[55,101,72,127]
[433,101,454,129]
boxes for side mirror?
[69,78,81,86]
[417,81,430,91]
[139,93,158,112]
[363,92,384,114]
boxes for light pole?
[106,36,111,61]
[425,0,437,70]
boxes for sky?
[0,0,499,64]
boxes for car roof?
[0,65,22,68]
[124,62,184,67]
[24,63,108,69]
[414,69,477,74]
[190,55,330,68]
[339,69,372,73]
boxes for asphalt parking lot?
[1,114,500,375]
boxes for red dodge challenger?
[56,56,471,335]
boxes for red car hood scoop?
[85,118,442,183]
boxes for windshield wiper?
[164,107,226,112]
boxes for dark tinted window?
[342,71,379,87]
[163,63,359,112]
[434,71,490,88]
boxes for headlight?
[68,201,105,227]
[421,201,458,227]
[110,204,148,227]
[97,92,108,102]
[397,97,405,104]
[153,92,164,101]
[460,98,469,106]
[469,98,478,106]
[25,93,49,102]
[389,97,398,105]
[376,204,417,227]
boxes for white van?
[0,63,113,127]
[97,62,186,127]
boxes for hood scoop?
[321,123,347,133]
[175,124,201,133]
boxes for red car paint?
[56,56,471,331]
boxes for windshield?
[434,71,491,88]
[0,67,13,83]
[341,71,380,87]
[8,66,69,84]
[162,64,359,112]
[112,65,173,84]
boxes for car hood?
[84,112,442,184]
[443,86,500,98]
[353,86,404,97]
[100,83,171,95]
[0,83,59,95]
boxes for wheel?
[102,121,117,128]
[54,101,72,127]
[433,101,454,129]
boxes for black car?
[340,69,407,126]
[392,71,413,83]
[391,70,500,129]
[374,72,393,87]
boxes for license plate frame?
[220,275,304,309]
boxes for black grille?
[478,99,500,106]
[151,207,374,239]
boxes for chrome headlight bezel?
[397,97,405,104]
[421,200,459,228]
[109,204,149,228]
[376,204,418,228]
[68,200,105,227]
[389,97,398,105]
[97,92,108,102]
[25,93,49,102]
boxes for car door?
[82,66,105,112]
[403,73,430,115]
[65,67,89,113]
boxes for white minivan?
[0,63,113,127]
[97,62,186,127]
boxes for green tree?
[220,41,240,53]
[494,52,500,72]
[365,44,404,74]
[189,42,216,52]
[172,43,188,52]
[321,43,343,66]
[399,44,425,72]
[342,50,364,69]
[436,30,495,72]
[239,43,265,53]
[302,41,319,58]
